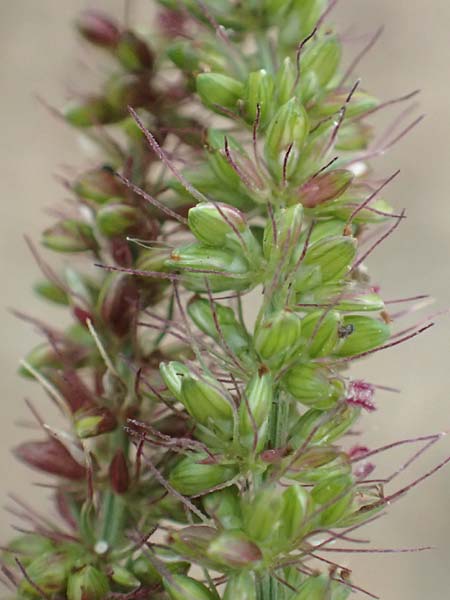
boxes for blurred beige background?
[1,1,450,598]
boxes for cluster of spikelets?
[1,1,441,599]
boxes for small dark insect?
[338,323,355,338]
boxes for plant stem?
[270,390,289,449]
[99,490,126,548]
[257,392,288,600]
[99,428,128,549]
[257,572,279,600]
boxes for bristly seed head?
[5,2,442,599]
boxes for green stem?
[99,427,128,549]
[257,573,279,600]
[99,490,126,548]
[257,391,288,600]
[270,389,289,449]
